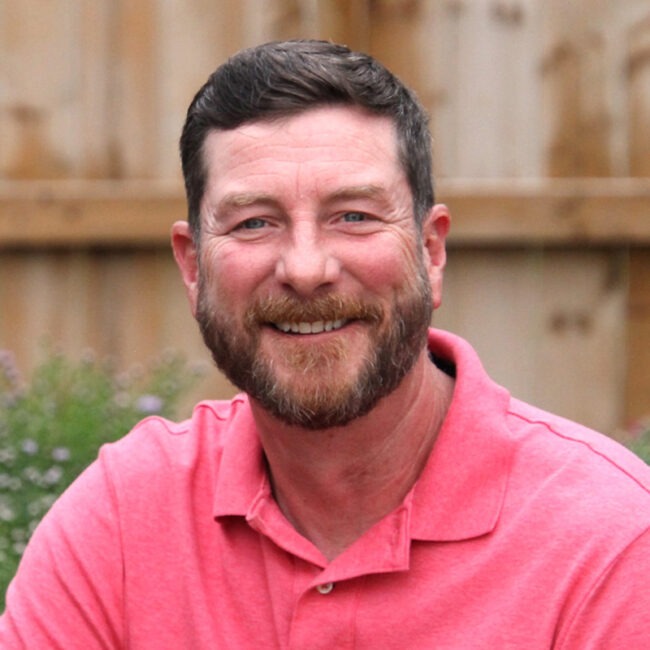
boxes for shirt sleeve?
[557,525,650,649]
[0,453,124,649]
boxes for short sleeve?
[0,452,124,649]
[557,525,650,649]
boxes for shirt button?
[316,582,334,595]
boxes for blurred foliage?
[0,348,204,610]
[617,417,650,465]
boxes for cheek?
[200,245,274,306]
[351,236,424,292]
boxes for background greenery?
[0,348,203,610]
[620,418,650,466]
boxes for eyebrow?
[325,184,389,203]
[217,185,388,210]
[217,192,280,210]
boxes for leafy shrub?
[618,417,650,465]
[0,348,204,609]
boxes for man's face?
[175,106,447,429]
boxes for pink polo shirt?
[2,329,650,648]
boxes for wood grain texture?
[2,179,650,247]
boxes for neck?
[251,351,454,561]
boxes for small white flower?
[21,439,39,455]
[12,541,26,556]
[22,467,41,484]
[0,447,17,464]
[41,494,56,509]
[0,474,23,492]
[51,447,71,462]
[0,500,15,522]
[43,466,63,485]
[135,394,164,414]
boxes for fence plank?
[626,249,650,423]
[436,247,628,433]
[1,1,82,178]
[628,12,650,176]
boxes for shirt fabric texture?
[1,328,650,649]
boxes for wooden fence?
[1,0,650,435]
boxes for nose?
[275,223,341,296]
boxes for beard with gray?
[195,264,433,430]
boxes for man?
[1,40,649,648]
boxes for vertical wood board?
[436,246,627,433]
[626,249,650,422]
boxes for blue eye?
[238,218,267,229]
[342,212,367,222]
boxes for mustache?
[245,294,384,327]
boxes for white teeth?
[275,319,346,334]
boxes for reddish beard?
[196,272,432,429]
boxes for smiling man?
[2,40,650,649]
[174,106,446,433]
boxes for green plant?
[619,417,650,465]
[0,348,204,609]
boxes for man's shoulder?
[506,397,650,509]
[99,395,253,484]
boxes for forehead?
[200,106,405,197]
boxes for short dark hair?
[180,40,434,237]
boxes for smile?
[273,319,347,334]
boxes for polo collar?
[211,396,267,520]
[211,398,329,565]
[409,329,514,541]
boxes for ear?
[171,221,200,317]
[421,204,450,309]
